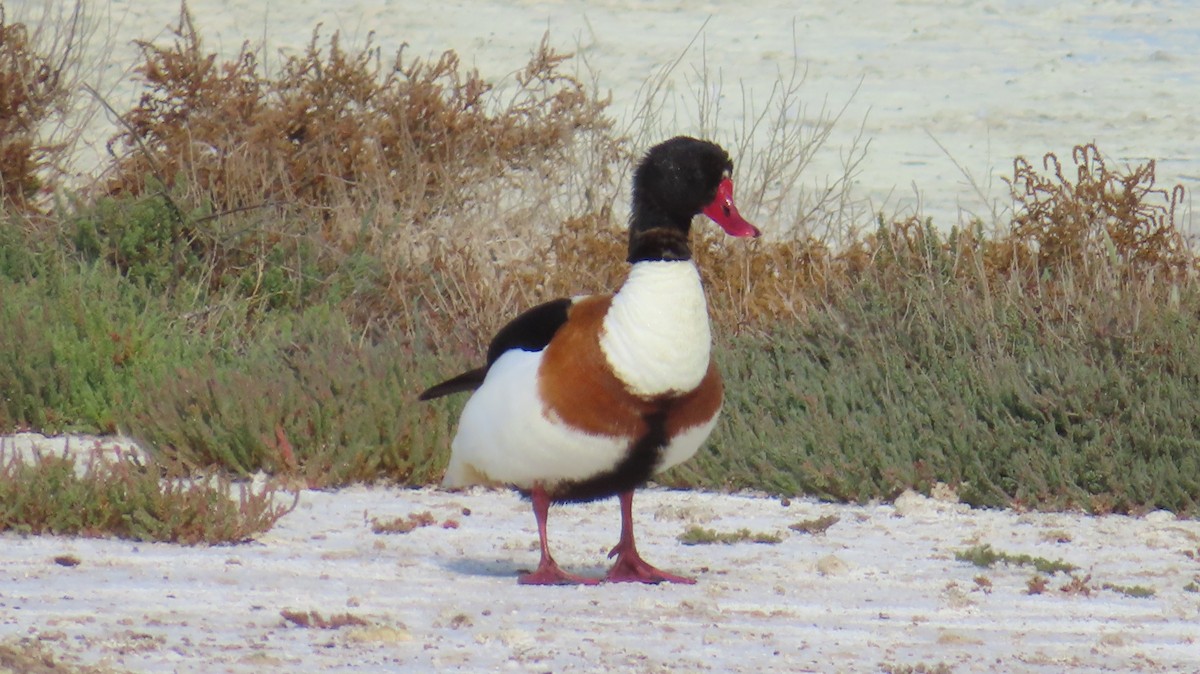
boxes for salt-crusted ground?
[2,434,1199,673]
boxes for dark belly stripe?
[551,409,670,503]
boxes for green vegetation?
[961,550,1163,599]
[0,450,295,544]
[678,525,783,545]
[3,4,1200,546]
[788,514,840,535]
[1101,582,1156,598]
[674,245,1200,512]
[955,544,1079,575]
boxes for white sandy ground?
[2,433,1200,673]
[14,0,1200,230]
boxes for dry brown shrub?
[0,7,71,212]
[999,142,1192,281]
[96,4,626,351]
[370,510,436,534]
[280,609,368,629]
[0,638,106,674]
[95,5,1196,351]
[524,212,627,298]
[107,6,612,239]
[694,228,838,332]
[803,144,1196,325]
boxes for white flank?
[443,349,628,490]
[657,414,720,473]
[599,261,712,397]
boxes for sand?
[2,433,1199,673]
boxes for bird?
[419,136,760,585]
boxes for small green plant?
[69,187,203,292]
[1101,583,1156,598]
[1041,529,1073,544]
[1183,581,1199,593]
[678,525,782,545]
[788,514,840,535]
[955,544,1078,575]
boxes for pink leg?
[605,490,695,584]
[518,484,599,586]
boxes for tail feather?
[418,367,487,401]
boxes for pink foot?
[519,484,600,586]
[605,550,695,585]
[519,559,600,586]
[603,490,696,584]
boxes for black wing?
[416,366,488,401]
[417,297,573,401]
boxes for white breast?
[598,261,712,397]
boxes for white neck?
[599,261,712,397]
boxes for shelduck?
[419,136,760,585]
